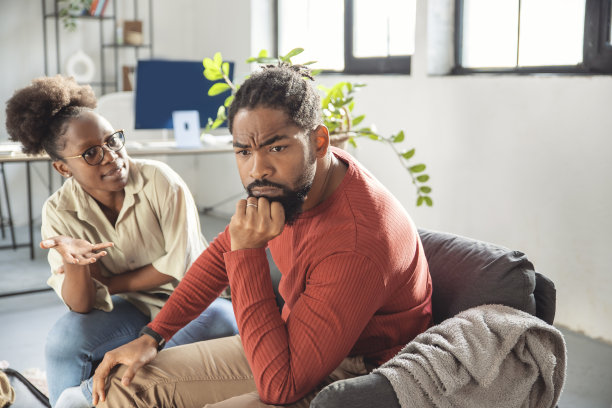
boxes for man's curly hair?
[5,75,97,160]
[227,63,321,134]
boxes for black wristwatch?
[139,326,166,351]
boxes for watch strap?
[139,326,166,351]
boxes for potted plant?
[58,0,93,31]
[201,48,433,207]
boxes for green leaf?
[216,105,226,118]
[282,47,304,61]
[392,130,405,143]
[205,117,214,131]
[246,57,257,63]
[203,58,216,71]
[338,96,353,107]
[348,138,358,148]
[401,149,415,159]
[222,62,230,77]
[258,49,269,58]
[348,101,355,112]
[213,52,223,67]
[417,196,425,206]
[302,60,317,65]
[211,118,225,129]
[224,94,234,107]
[420,186,432,193]
[367,133,381,141]
[352,115,365,127]
[310,69,322,76]
[416,174,429,182]
[256,57,278,64]
[424,196,433,206]
[409,164,426,173]
[208,83,231,96]
[203,68,223,81]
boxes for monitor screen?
[134,59,234,129]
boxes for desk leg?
[48,161,53,195]
[1,163,17,249]
[27,162,34,260]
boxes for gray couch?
[310,228,557,408]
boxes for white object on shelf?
[65,50,95,83]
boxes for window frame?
[276,0,412,75]
[452,0,612,75]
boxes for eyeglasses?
[63,130,126,166]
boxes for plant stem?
[341,105,352,133]
[223,74,236,92]
[385,139,422,194]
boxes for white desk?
[0,141,234,260]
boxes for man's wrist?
[139,326,166,351]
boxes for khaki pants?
[97,335,368,408]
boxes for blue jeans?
[46,296,238,407]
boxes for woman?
[5,75,238,407]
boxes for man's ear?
[311,125,330,158]
[53,160,72,178]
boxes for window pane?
[278,0,344,71]
[353,0,416,58]
[518,0,585,66]
[461,0,519,68]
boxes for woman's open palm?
[40,235,114,265]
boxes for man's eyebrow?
[233,135,289,149]
[233,141,249,149]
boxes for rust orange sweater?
[150,148,432,404]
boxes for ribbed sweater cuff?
[224,248,274,303]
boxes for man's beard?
[246,178,313,226]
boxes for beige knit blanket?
[374,304,566,408]
[0,370,15,408]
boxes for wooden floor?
[1,215,611,407]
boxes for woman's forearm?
[60,263,97,313]
[106,264,174,295]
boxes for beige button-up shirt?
[42,158,207,318]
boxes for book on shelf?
[89,0,109,17]
[88,0,99,16]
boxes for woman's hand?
[40,236,113,265]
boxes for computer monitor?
[134,59,234,130]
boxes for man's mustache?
[246,180,290,195]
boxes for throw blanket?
[374,304,566,408]
[0,371,15,408]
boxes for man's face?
[231,107,317,225]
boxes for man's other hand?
[91,334,159,405]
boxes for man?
[92,64,432,407]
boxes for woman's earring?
[65,173,72,178]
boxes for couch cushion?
[310,373,399,408]
[418,229,538,325]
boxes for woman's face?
[53,111,130,198]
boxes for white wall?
[1,0,611,343]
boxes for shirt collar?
[55,158,143,219]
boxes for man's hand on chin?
[230,197,285,251]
